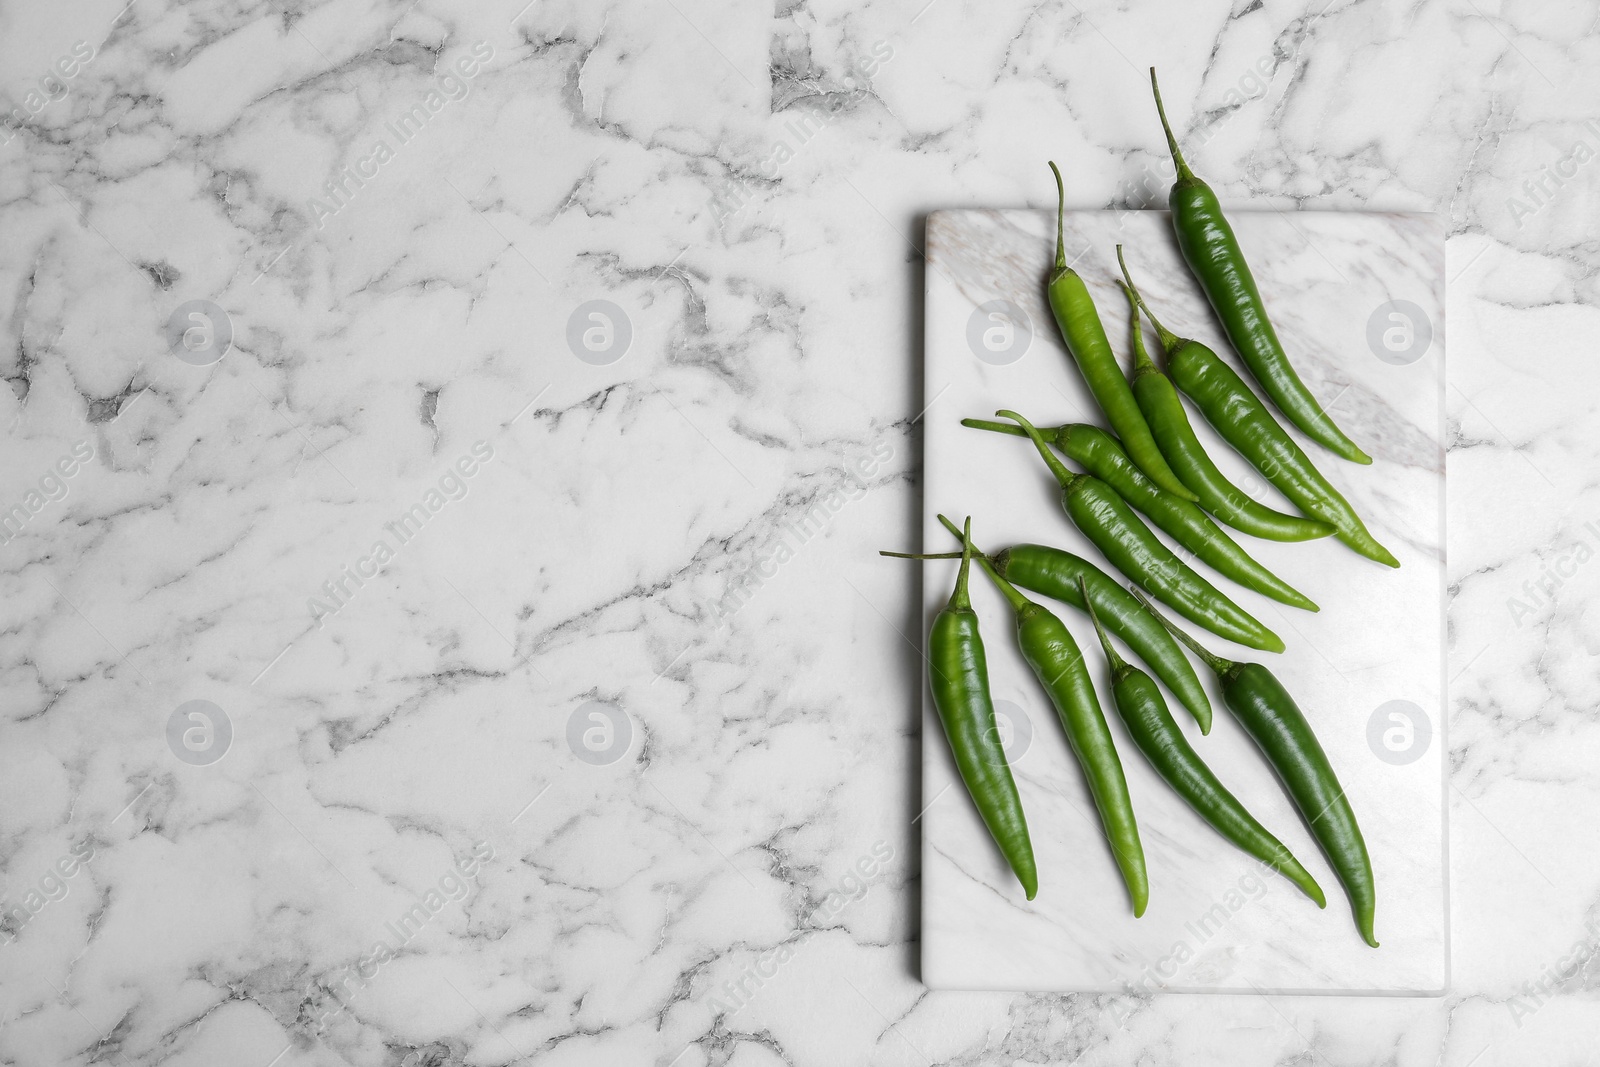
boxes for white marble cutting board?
[920,208,1445,994]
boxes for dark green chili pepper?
[926,518,1037,899]
[1150,68,1372,466]
[1125,290,1398,567]
[1079,577,1324,906]
[1131,586,1377,947]
[1044,161,1196,501]
[891,517,1212,734]
[1116,250,1336,546]
[954,516,1146,915]
[995,409,1285,653]
[962,411,1317,612]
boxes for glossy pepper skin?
[996,410,1285,653]
[1160,330,1398,568]
[1134,588,1378,947]
[925,516,1212,733]
[1080,579,1325,906]
[961,417,1317,611]
[927,518,1038,899]
[1044,162,1197,501]
[953,518,1146,916]
[1116,251,1336,546]
[1149,69,1372,466]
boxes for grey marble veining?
[0,0,1596,1064]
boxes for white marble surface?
[920,209,1445,993]
[0,0,1596,1064]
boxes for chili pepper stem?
[880,550,967,560]
[936,514,1033,613]
[1048,161,1068,275]
[996,410,1077,489]
[962,417,1031,439]
[1149,68,1195,183]
[1079,576,1129,674]
[947,516,975,611]
[1118,277,1158,375]
[1128,584,1235,677]
[1116,246,1182,355]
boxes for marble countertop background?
[0,0,1594,1064]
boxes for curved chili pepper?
[927,518,1037,899]
[1134,303,1399,567]
[961,413,1317,612]
[1131,587,1377,946]
[1115,249,1336,546]
[1149,69,1372,466]
[1044,162,1197,501]
[948,516,1146,915]
[1079,578,1325,906]
[996,409,1285,652]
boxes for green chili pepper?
[1149,69,1372,466]
[1115,249,1336,546]
[961,412,1317,612]
[1126,292,1398,567]
[948,515,1146,915]
[926,518,1037,899]
[890,517,1212,734]
[1044,161,1196,502]
[1131,587,1377,947]
[995,409,1285,653]
[1079,577,1325,906]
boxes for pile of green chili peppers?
[881,69,1392,948]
